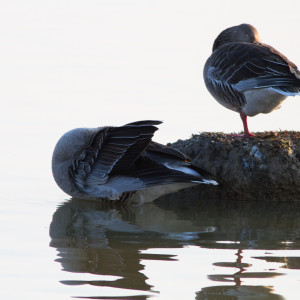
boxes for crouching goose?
[203,23,300,138]
[52,120,217,204]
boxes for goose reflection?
[49,197,215,295]
[49,190,300,298]
[197,248,284,299]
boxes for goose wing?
[71,120,162,193]
[211,42,300,94]
[145,141,215,181]
[146,141,190,160]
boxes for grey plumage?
[52,120,217,204]
[204,23,300,137]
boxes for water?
[2,176,300,300]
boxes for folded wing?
[71,121,216,198]
[214,42,300,95]
[72,121,161,191]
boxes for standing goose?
[203,23,300,138]
[52,120,217,204]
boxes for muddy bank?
[168,131,300,201]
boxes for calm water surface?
[48,190,300,300]
[3,181,300,299]
[1,133,300,300]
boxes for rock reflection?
[196,285,284,299]
[253,256,300,270]
[49,189,300,299]
[157,187,300,250]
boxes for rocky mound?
[168,131,300,201]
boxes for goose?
[52,120,217,204]
[203,23,300,138]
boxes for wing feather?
[73,121,161,189]
[146,141,190,161]
[205,42,300,107]
[215,42,300,93]
[71,120,216,199]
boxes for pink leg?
[227,112,254,138]
[240,112,254,138]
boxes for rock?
[168,131,300,201]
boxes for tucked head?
[52,127,100,195]
[212,23,260,51]
[52,128,94,166]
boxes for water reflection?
[49,188,300,299]
[50,198,204,297]
[196,285,284,299]
[201,249,284,299]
